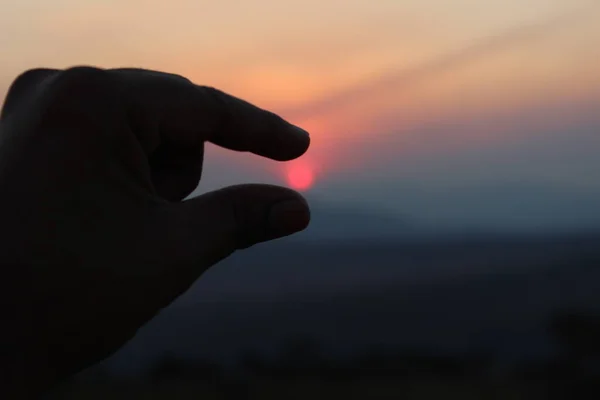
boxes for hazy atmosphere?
[2,1,600,398]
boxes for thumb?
[154,184,310,273]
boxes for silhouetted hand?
[0,67,310,398]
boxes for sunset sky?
[1,0,600,229]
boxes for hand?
[0,67,310,397]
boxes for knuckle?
[264,109,285,127]
[39,66,121,121]
[255,108,285,138]
[200,85,222,104]
[167,72,191,85]
[10,68,58,89]
[49,66,110,96]
[29,66,120,136]
[1,68,58,118]
[202,85,235,127]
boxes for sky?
[1,0,600,230]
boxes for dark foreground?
[46,232,600,399]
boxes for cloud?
[282,5,598,121]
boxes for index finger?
[203,86,311,161]
[112,68,310,161]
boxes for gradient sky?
[1,0,600,229]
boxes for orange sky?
[1,0,599,189]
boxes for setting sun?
[286,163,315,191]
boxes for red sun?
[286,164,315,191]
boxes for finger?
[3,67,310,202]
[148,184,310,293]
[203,86,311,161]
[1,68,59,119]
[109,68,311,162]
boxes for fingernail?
[268,199,311,237]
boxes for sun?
[286,163,315,191]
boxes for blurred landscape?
[45,204,600,399]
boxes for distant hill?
[290,198,415,241]
[95,233,600,377]
[307,180,600,234]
